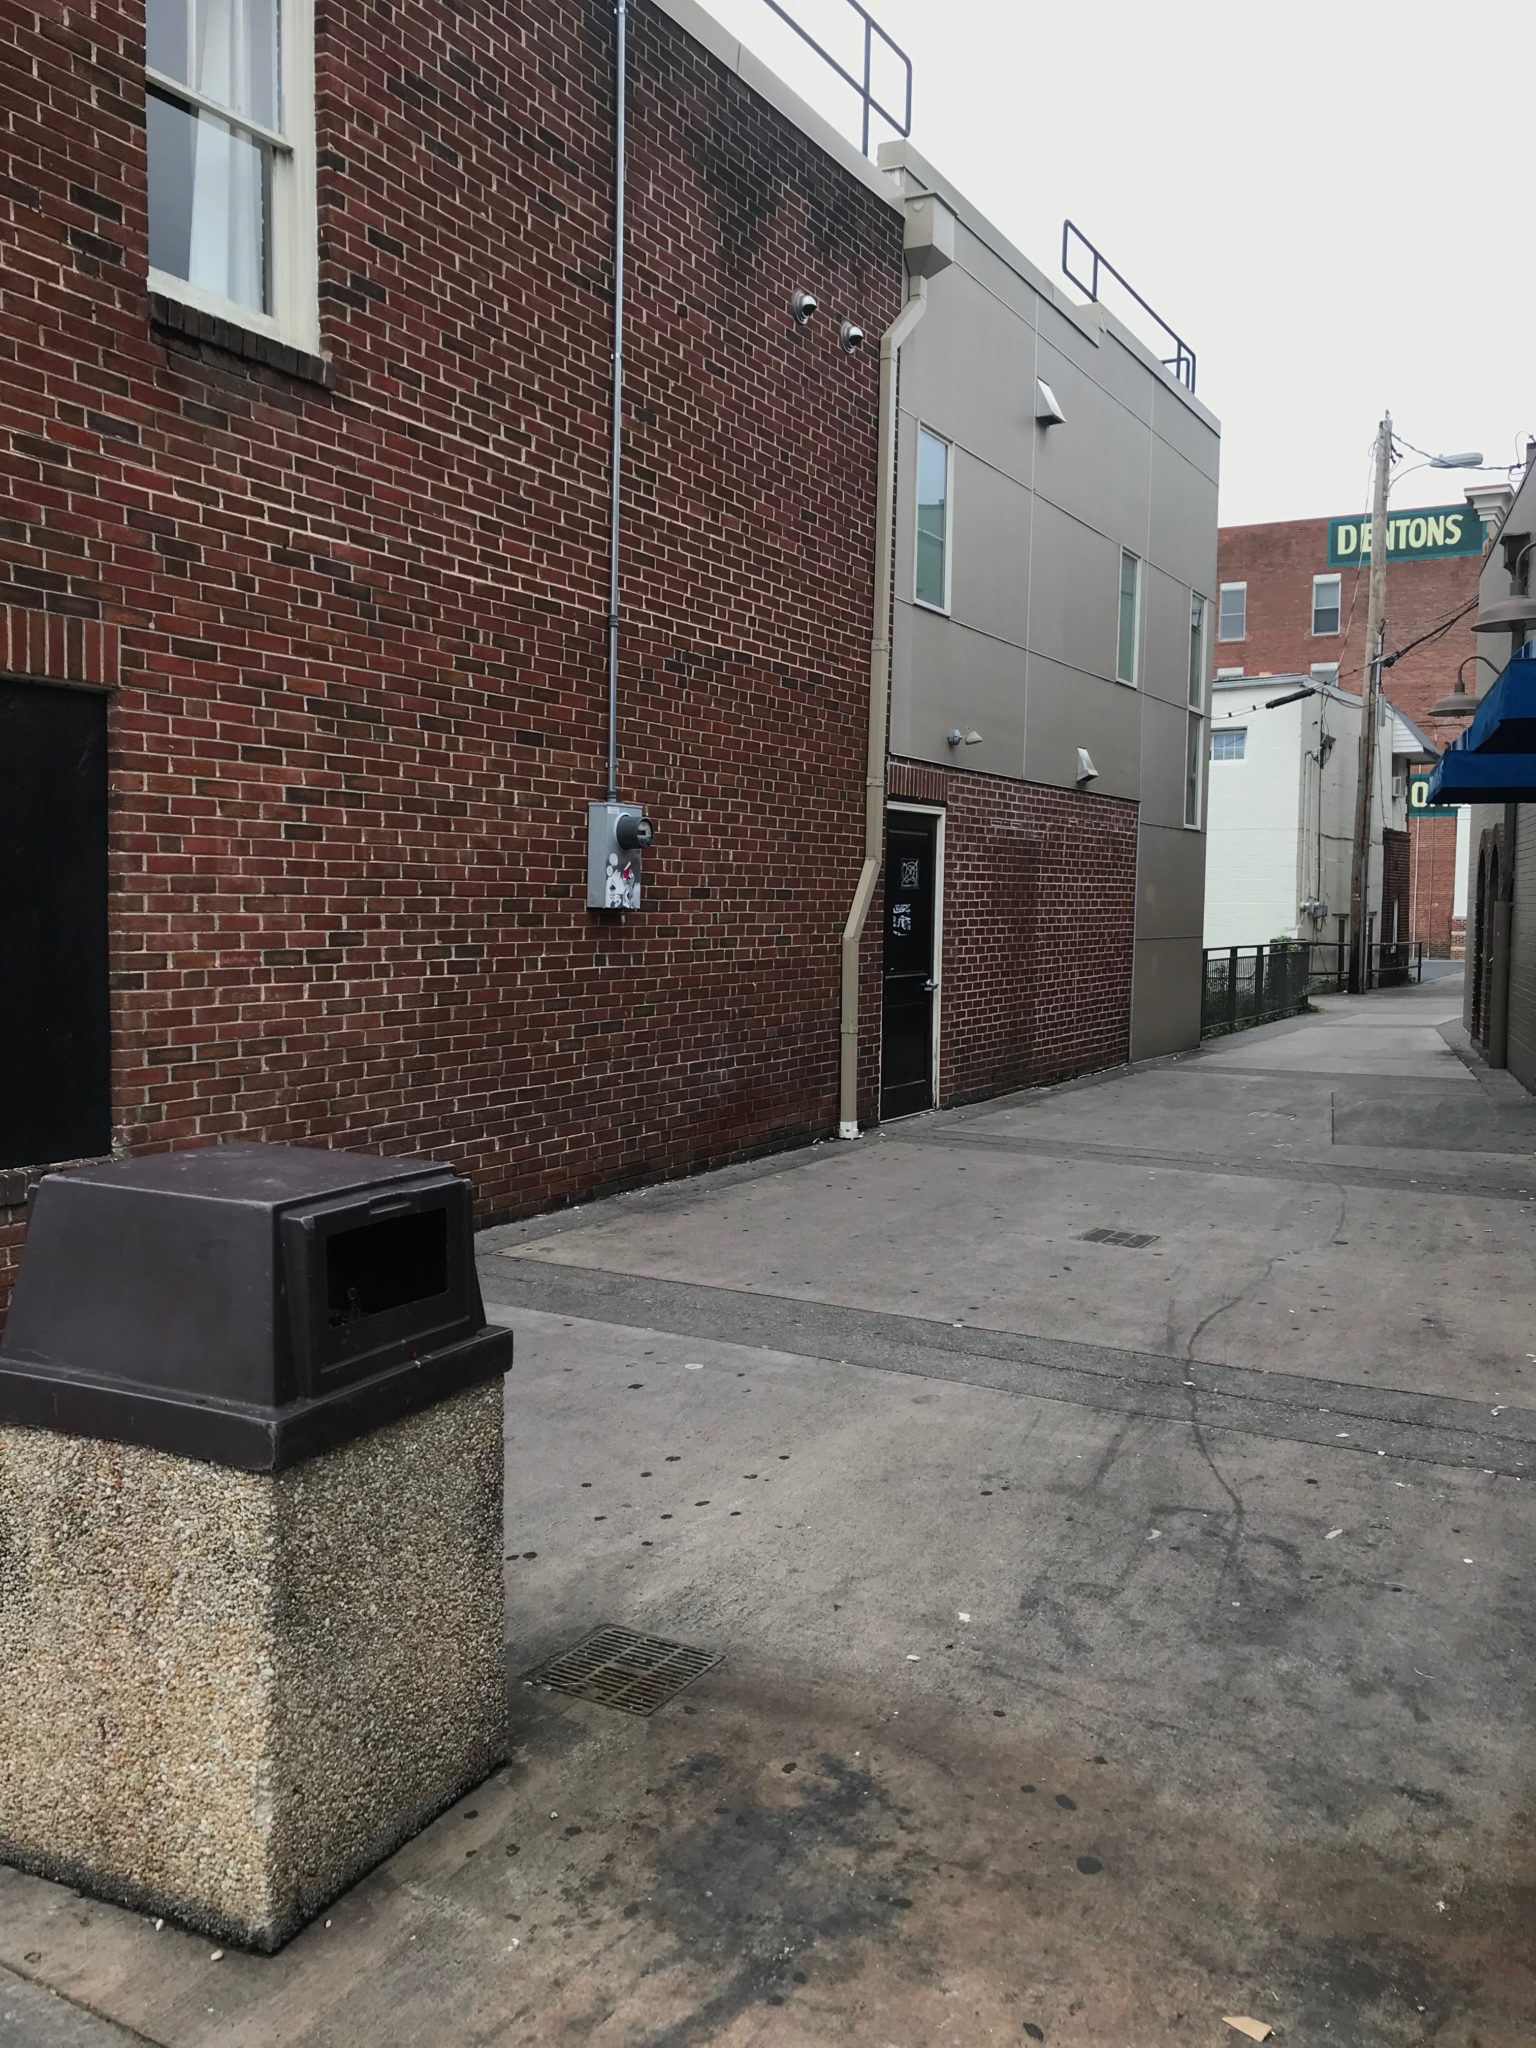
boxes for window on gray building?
[1312,573,1342,635]
[914,428,951,611]
[1211,728,1247,761]
[1116,549,1141,685]
[1185,592,1207,827]
[1218,582,1246,640]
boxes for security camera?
[791,289,817,326]
[840,321,865,354]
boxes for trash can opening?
[326,1208,449,1329]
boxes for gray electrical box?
[587,800,654,910]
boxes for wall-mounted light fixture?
[946,728,983,748]
[1076,747,1098,784]
[1430,653,1503,719]
[791,288,818,325]
[1036,379,1066,427]
[840,320,865,354]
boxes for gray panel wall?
[888,167,1221,1062]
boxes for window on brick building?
[1216,666,1244,677]
[914,428,951,611]
[0,681,111,1170]
[1218,582,1246,640]
[146,0,317,347]
[1211,728,1247,762]
[1185,592,1207,827]
[1116,550,1142,684]
[1311,573,1342,635]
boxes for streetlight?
[1348,419,1485,992]
[1429,654,1503,721]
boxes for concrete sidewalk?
[3,973,1533,2046]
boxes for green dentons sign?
[1407,762,1457,819]
[1328,507,1484,567]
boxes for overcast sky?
[696,0,1533,526]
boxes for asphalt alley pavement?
[3,973,1533,2047]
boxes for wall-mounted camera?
[840,321,865,354]
[791,289,818,326]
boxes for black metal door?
[0,680,111,1169]
[881,811,938,1120]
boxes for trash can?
[0,1144,513,1952]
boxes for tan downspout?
[837,268,928,1137]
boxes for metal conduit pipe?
[605,0,628,802]
[838,268,929,1137]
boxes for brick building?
[1,0,1219,1319]
[1216,509,1488,955]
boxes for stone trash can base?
[0,1379,506,1953]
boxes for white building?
[1203,673,1431,951]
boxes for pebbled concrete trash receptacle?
[0,1143,513,1952]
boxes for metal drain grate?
[522,1625,721,1716]
[1079,1226,1159,1249]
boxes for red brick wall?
[888,760,1138,1103]
[0,0,902,1317]
[1217,516,1483,954]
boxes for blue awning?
[1454,653,1536,755]
[1423,655,1536,803]
[1426,745,1536,804]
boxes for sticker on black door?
[881,811,939,1119]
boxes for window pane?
[1312,576,1341,634]
[1117,551,1139,682]
[916,430,948,608]
[1188,592,1206,707]
[147,0,190,82]
[147,89,269,313]
[190,0,281,128]
[1218,585,1245,640]
[1211,729,1246,761]
[1185,712,1202,825]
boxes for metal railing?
[757,0,912,156]
[1201,945,1311,1038]
[1062,221,1197,393]
[1301,941,1425,993]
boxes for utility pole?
[1348,412,1392,992]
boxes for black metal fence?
[1201,945,1311,1037]
[1300,941,1426,993]
[1203,940,1428,1035]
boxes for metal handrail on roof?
[756,0,913,157]
[1061,220,1197,393]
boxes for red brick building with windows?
[1215,513,1486,956]
[0,0,1220,1324]
[0,0,906,1316]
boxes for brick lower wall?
[887,760,1138,1105]
[0,0,902,1321]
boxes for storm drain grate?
[522,1625,721,1716]
[1078,1226,1159,1249]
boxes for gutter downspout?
[605,0,627,802]
[838,269,928,1138]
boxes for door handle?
[922,979,938,992]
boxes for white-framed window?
[1218,581,1246,641]
[1216,666,1244,677]
[1116,549,1142,685]
[1211,728,1246,761]
[1311,573,1342,635]
[146,0,318,349]
[1310,662,1339,686]
[914,427,951,612]
[1185,590,1207,827]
